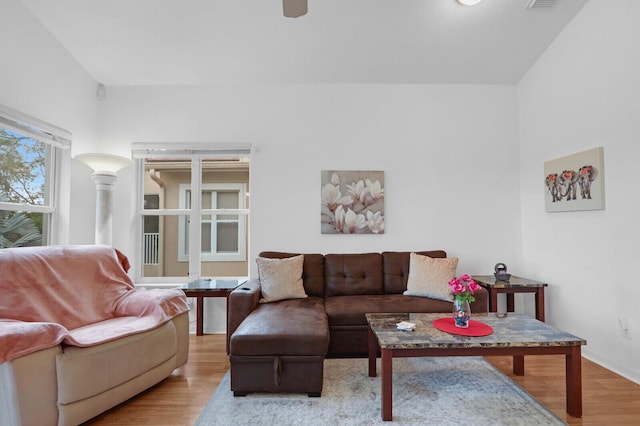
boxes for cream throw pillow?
[256,255,308,303]
[403,253,459,302]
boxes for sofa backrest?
[258,251,325,297]
[0,245,134,330]
[381,250,447,294]
[324,253,383,297]
[256,250,447,298]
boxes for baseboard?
[583,348,640,385]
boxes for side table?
[472,275,548,322]
[180,278,246,336]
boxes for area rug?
[195,357,567,426]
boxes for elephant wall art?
[543,147,605,212]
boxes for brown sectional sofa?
[227,250,488,397]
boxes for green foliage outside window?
[0,129,46,247]
[0,211,42,248]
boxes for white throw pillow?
[403,253,459,302]
[256,255,308,303]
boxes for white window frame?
[132,142,251,284]
[177,183,247,262]
[0,104,71,246]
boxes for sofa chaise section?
[229,297,329,396]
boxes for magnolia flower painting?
[321,170,385,234]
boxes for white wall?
[518,0,640,383]
[0,0,99,245]
[97,84,522,276]
[94,84,521,332]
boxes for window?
[178,183,247,262]
[0,105,71,248]
[132,143,251,283]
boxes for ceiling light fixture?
[283,0,307,18]
[457,0,483,5]
[527,0,557,8]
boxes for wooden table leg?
[489,289,498,313]
[566,345,583,417]
[513,355,525,376]
[506,293,515,312]
[368,326,377,377]
[196,296,204,336]
[381,348,393,421]
[535,287,546,322]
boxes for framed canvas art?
[321,170,384,234]
[544,147,605,212]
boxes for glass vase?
[453,299,471,328]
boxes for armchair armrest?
[227,279,261,353]
[0,320,68,363]
[115,288,189,323]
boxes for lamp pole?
[91,171,118,246]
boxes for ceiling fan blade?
[283,0,307,18]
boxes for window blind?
[131,142,253,159]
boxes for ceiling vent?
[527,0,558,8]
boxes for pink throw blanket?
[0,245,189,363]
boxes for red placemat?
[433,317,494,336]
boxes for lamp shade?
[75,153,132,174]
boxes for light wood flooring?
[84,334,640,425]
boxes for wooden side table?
[181,278,246,336]
[472,275,548,322]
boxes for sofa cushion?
[257,255,308,303]
[403,253,458,302]
[324,253,383,297]
[259,252,325,297]
[382,250,447,294]
[325,294,453,326]
[230,297,329,356]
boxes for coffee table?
[181,278,246,336]
[366,313,586,421]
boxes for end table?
[180,278,246,336]
[472,275,548,322]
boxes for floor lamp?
[75,153,132,246]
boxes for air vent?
[527,0,557,8]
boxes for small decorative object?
[396,321,416,331]
[453,299,471,329]
[448,274,481,328]
[494,263,511,281]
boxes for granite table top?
[365,313,586,350]
[181,278,246,292]
[473,275,548,288]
